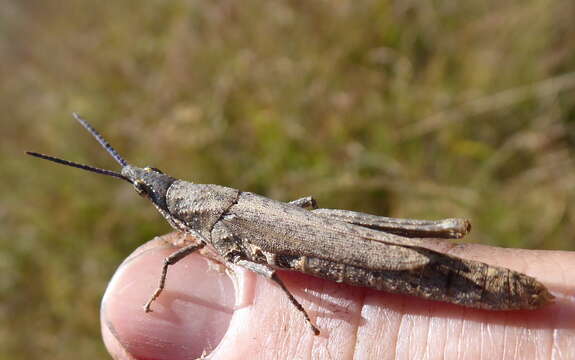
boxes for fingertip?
[102,316,138,360]
[101,234,235,359]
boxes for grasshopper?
[28,114,554,335]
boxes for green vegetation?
[1,0,574,358]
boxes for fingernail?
[101,235,235,359]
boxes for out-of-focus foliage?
[1,0,574,358]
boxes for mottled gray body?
[166,181,551,312]
[28,114,554,336]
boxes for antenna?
[26,151,132,183]
[72,112,128,167]
[26,113,132,183]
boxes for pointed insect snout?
[121,165,176,210]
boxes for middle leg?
[235,259,320,335]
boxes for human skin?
[101,232,575,360]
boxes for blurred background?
[1,0,575,358]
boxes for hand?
[101,233,575,359]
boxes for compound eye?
[144,167,163,174]
[133,179,149,197]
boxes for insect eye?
[144,167,163,174]
[133,180,149,197]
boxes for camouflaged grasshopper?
[28,114,554,335]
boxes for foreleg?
[144,241,206,312]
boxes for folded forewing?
[222,192,436,271]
